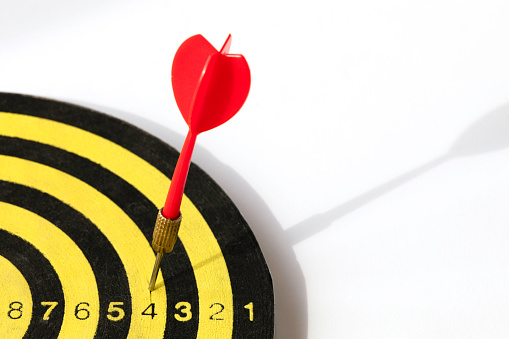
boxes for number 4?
[142,303,157,319]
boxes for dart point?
[149,253,163,291]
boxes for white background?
[2,1,509,338]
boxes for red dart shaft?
[162,130,197,220]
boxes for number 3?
[175,302,192,322]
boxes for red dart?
[149,34,251,291]
[163,34,251,219]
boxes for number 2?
[209,303,224,320]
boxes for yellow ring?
[0,202,99,338]
[0,254,33,337]
[0,112,233,338]
[0,156,167,338]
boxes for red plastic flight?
[162,34,251,219]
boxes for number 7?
[41,302,58,320]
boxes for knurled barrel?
[151,209,182,254]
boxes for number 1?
[244,302,254,322]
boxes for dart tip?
[149,253,164,291]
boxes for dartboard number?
[5,301,256,323]
[107,302,125,321]
[142,303,157,319]
[75,302,90,320]
[174,302,192,322]
[8,302,23,319]
[209,303,224,320]
[41,301,58,320]
[244,302,254,321]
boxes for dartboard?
[0,93,274,338]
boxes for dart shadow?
[190,252,222,272]
[71,100,309,339]
[286,101,509,246]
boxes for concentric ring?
[0,252,32,337]
[0,93,274,338]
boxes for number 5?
[107,302,125,321]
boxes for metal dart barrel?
[149,209,182,291]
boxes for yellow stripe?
[0,255,32,338]
[0,202,98,338]
[0,112,233,338]
[0,156,167,338]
